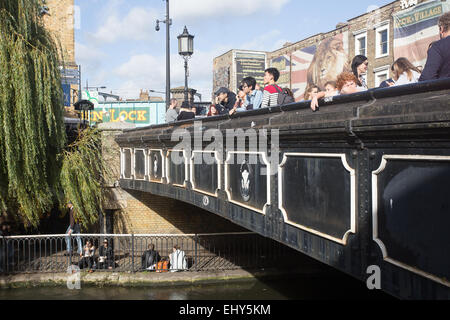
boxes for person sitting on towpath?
[169,244,187,272]
[141,243,161,271]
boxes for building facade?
[213,49,267,101]
[214,0,448,101]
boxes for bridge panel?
[191,151,220,196]
[225,152,269,214]
[279,153,355,244]
[148,149,164,183]
[372,155,450,286]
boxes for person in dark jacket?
[98,239,115,270]
[419,12,450,81]
[141,244,161,270]
[176,101,196,121]
[214,87,237,115]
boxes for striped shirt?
[261,85,282,108]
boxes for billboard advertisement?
[271,32,350,101]
[234,51,266,92]
[393,0,449,68]
[89,101,166,128]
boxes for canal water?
[0,271,393,300]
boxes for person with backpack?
[261,68,294,108]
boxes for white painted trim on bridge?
[278,152,356,245]
[224,151,271,215]
[372,154,450,287]
[120,148,133,180]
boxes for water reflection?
[0,273,393,300]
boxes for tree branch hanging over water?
[0,0,104,229]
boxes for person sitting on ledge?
[78,240,95,273]
[169,244,187,272]
[141,243,161,271]
[98,239,114,270]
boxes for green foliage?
[60,129,104,229]
[0,0,103,229]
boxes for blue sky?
[75,0,393,100]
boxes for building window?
[373,66,390,87]
[375,23,389,58]
[355,32,367,57]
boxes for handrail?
[1,232,257,239]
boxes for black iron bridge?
[116,79,450,299]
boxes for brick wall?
[114,190,246,235]
[42,0,75,65]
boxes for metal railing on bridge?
[0,232,292,274]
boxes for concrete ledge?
[0,267,319,289]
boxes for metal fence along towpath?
[0,232,293,274]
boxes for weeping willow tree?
[0,0,104,229]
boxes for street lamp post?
[177,26,194,106]
[155,0,172,111]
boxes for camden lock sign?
[89,101,166,127]
[395,1,443,28]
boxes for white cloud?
[240,29,289,52]
[113,44,229,100]
[76,42,105,70]
[90,7,158,44]
[171,0,290,20]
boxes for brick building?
[214,0,446,100]
[213,49,267,101]
[42,0,79,114]
[42,0,76,65]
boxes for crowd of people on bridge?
[165,12,450,122]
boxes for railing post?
[69,235,72,266]
[131,233,135,273]
[194,234,198,272]
[1,236,4,274]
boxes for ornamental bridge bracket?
[116,79,450,299]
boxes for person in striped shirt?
[261,68,283,108]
